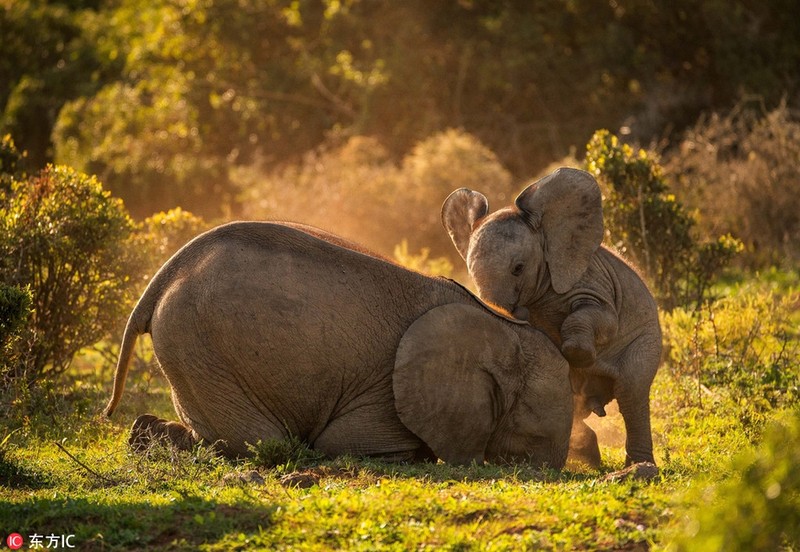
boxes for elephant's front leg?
[560,300,618,368]
[616,388,655,466]
[613,334,661,466]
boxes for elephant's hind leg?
[567,417,601,469]
[129,414,199,452]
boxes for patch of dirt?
[278,465,363,488]
[222,469,266,486]
[279,471,320,489]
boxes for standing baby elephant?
[105,222,574,467]
[442,168,661,467]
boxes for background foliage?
[671,409,800,551]
[667,100,800,268]
[3,0,800,219]
[238,129,513,257]
[2,1,800,549]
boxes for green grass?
[2,278,799,550]
[0,368,750,551]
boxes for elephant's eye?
[512,263,525,276]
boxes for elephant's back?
[152,221,428,375]
[184,221,427,320]
[147,222,450,447]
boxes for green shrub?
[671,410,800,551]
[0,284,31,346]
[0,165,136,385]
[0,134,24,195]
[661,284,800,419]
[585,129,742,308]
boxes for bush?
[672,410,800,551]
[0,165,136,385]
[237,135,398,252]
[585,129,742,308]
[239,129,513,261]
[398,129,514,255]
[0,284,31,346]
[666,100,800,268]
[661,284,800,419]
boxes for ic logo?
[6,533,24,550]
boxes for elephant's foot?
[572,374,613,418]
[624,451,656,467]
[129,414,198,452]
[561,338,596,369]
[603,462,659,482]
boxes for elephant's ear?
[515,168,603,294]
[441,188,489,261]
[394,304,520,464]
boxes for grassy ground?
[2,275,798,550]
[0,365,752,551]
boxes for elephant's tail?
[103,285,157,417]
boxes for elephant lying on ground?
[105,222,574,467]
[442,168,661,467]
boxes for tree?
[2,0,795,218]
[1,1,108,168]
[53,0,323,217]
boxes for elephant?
[104,221,574,467]
[441,167,661,467]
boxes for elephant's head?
[393,303,573,467]
[441,167,604,315]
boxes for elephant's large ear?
[441,189,489,261]
[394,304,520,464]
[515,168,603,294]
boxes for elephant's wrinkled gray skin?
[442,168,661,467]
[105,222,574,467]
